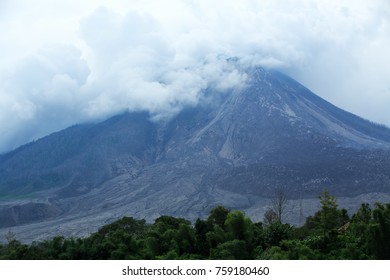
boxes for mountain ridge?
[1,67,390,241]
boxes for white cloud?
[0,0,389,153]
[0,44,90,151]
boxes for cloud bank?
[0,0,389,153]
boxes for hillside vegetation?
[1,192,389,260]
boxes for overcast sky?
[0,0,389,153]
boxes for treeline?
[1,191,390,260]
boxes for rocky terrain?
[1,67,390,242]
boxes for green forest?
[1,191,390,260]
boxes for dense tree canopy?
[1,194,390,260]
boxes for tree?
[96,216,147,238]
[352,203,372,225]
[264,222,292,247]
[368,203,390,259]
[224,210,253,243]
[194,219,211,256]
[206,225,227,249]
[176,223,196,255]
[318,191,341,234]
[271,186,288,223]
[280,239,318,260]
[5,231,16,244]
[210,239,249,259]
[207,205,230,229]
[263,209,278,226]
[146,216,190,258]
[346,203,372,256]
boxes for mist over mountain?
[1,67,390,242]
[2,1,390,155]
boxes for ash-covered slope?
[165,68,390,163]
[1,67,390,240]
[0,112,156,198]
[165,68,390,197]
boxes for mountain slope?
[1,67,390,240]
[0,112,156,198]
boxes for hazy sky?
[0,0,389,153]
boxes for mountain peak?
[1,68,390,242]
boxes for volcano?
[1,67,390,242]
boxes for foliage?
[1,194,390,260]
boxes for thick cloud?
[78,7,247,120]
[0,0,389,153]
[0,45,90,152]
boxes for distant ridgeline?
[1,192,390,260]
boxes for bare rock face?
[1,67,390,242]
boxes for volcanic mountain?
[1,67,390,242]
